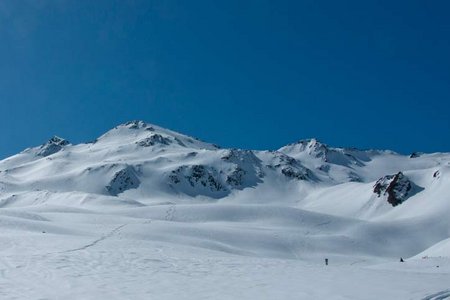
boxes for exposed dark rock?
[270,152,314,181]
[410,152,423,158]
[169,165,225,193]
[221,149,264,185]
[373,172,423,206]
[168,173,180,184]
[348,172,362,182]
[106,166,140,196]
[136,134,172,147]
[124,120,148,129]
[174,137,186,147]
[226,167,246,186]
[185,152,198,158]
[37,136,70,157]
[221,149,260,164]
[281,167,309,180]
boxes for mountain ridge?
[0,120,448,222]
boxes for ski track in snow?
[164,204,176,222]
[0,206,448,300]
[63,224,128,253]
[423,289,450,300]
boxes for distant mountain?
[0,120,449,221]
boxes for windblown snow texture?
[0,120,448,299]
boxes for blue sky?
[1,0,449,158]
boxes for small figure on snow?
[400,257,404,262]
[325,258,329,266]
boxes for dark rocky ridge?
[37,136,70,157]
[373,172,422,206]
[106,166,140,196]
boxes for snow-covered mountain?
[1,120,448,218]
[0,120,449,299]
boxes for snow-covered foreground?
[1,121,449,299]
[0,203,449,300]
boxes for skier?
[400,257,404,262]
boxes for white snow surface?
[0,121,449,299]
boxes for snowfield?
[0,121,448,299]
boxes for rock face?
[226,167,246,186]
[136,134,172,147]
[106,166,140,196]
[124,120,150,130]
[37,136,70,157]
[221,149,264,184]
[410,152,423,158]
[168,165,226,197]
[373,172,421,206]
[269,152,313,181]
[167,150,266,198]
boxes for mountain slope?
[0,120,449,299]
[0,120,449,259]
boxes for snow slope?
[0,120,448,299]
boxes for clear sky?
[1,0,449,158]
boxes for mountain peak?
[283,138,327,149]
[279,138,329,159]
[121,120,154,130]
[95,121,219,151]
[36,136,70,157]
[50,136,70,145]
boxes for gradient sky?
[1,0,449,158]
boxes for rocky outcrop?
[124,120,149,130]
[226,167,246,187]
[136,134,172,147]
[373,172,422,206]
[409,152,423,158]
[221,149,260,164]
[348,171,362,182]
[167,155,265,197]
[136,134,187,148]
[169,165,225,194]
[37,136,70,157]
[269,152,314,181]
[106,166,140,196]
[221,149,264,183]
